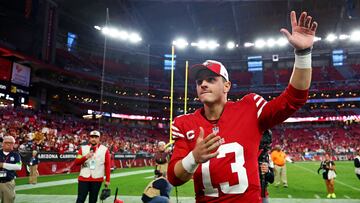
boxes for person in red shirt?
[167,11,318,203]
[75,130,111,203]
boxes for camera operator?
[258,130,274,203]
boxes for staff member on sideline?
[154,141,169,177]
[29,150,39,184]
[354,148,360,180]
[271,145,288,188]
[75,130,111,203]
[0,136,22,203]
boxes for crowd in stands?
[272,122,360,160]
[0,107,168,155]
[0,106,358,160]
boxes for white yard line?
[314,194,320,199]
[16,169,153,191]
[144,175,155,179]
[15,195,360,203]
[292,164,360,192]
[287,194,292,198]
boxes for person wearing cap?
[154,141,170,178]
[28,150,39,184]
[0,136,22,203]
[75,130,111,203]
[168,11,318,203]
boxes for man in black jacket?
[0,136,22,203]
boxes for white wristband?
[294,53,312,69]
[182,151,198,174]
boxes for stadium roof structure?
[56,0,359,48]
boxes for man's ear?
[224,81,231,93]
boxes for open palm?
[281,11,318,50]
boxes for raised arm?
[280,11,318,90]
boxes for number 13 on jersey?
[201,143,248,197]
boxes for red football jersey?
[168,85,308,203]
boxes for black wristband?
[295,47,312,56]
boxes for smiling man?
[168,11,318,203]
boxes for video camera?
[258,129,272,164]
[258,129,273,198]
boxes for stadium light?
[244,42,254,47]
[277,37,288,46]
[350,30,360,41]
[208,40,219,50]
[191,40,219,50]
[226,41,235,49]
[119,31,129,40]
[339,34,349,40]
[172,38,189,49]
[314,36,322,42]
[267,38,276,47]
[100,26,142,43]
[129,33,142,43]
[254,39,266,48]
[102,27,120,38]
[197,40,208,49]
[326,33,337,42]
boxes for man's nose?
[198,79,208,87]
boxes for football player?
[168,11,318,203]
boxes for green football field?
[16,161,360,200]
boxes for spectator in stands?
[154,141,169,177]
[141,170,172,203]
[271,145,288,187]
[29,150,39,184]
[317,153,336,198]
[75,130,111,203]
[0,136,22,203]
[354,149,360,180]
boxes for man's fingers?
[203,132,217,143]
[203,151,219,162]
[206,140,221,152]
[280,28,291,40]
[310,21,318,32]
[204,135,221,149]
[305,16,312,28]
[197,127,204,143]
[298,12,307,27]
[290,11,297,28]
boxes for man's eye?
[206,78,216,82]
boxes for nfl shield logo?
[10,157,14,161]
[212,126,219,134]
